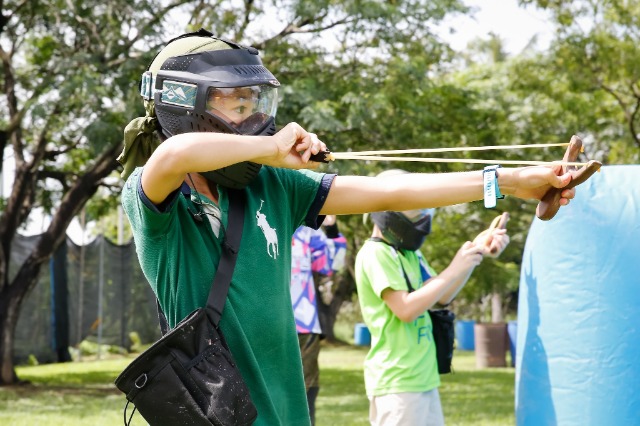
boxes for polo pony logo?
[256,199,278,259]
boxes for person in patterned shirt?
[290,215,347,425]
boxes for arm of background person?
[382,242,484,323]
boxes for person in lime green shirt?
[118,30,576,426]
[355,170,509,426]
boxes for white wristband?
[483,165,504,208]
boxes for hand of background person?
[322,215,337,226]
[473,228,509,258]
[449,241,484,272]
[256,122,327,170]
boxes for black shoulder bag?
[115,188,257,426]
[378,239,455,375]
[427,309,455,375]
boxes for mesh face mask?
[121,29,281,188]
[152,38,280,189]
[371,209,434,251]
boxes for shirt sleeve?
[121,167,182,237]
[269,167,336,230]
[365,243,410,298]
[304,173,336,229]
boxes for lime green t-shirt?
[355,239,441,397]
[122,165,331,426]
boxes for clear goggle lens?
[206,85,278,134]
[404,208,436,223]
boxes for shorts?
[369,389,445,426]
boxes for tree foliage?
[437,1,640,319]
[518,0,640,162]
[0,0,472,382]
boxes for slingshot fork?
[535,135,602,221]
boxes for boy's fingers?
[551,171,573,189]
[561,188,576,199]
[484,233,494,248]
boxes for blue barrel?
[354,323,371,346]
[455,320,475,351]
[507,321,517,367]
[516,166,640,425]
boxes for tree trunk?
[491,292,504,323]
[0,296,18,384]
[0,267,39,384]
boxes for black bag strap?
[157,300,170,336]
[207,188,245,325]
[157,188,246,334]
[369,237,415,293]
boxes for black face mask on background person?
[370,211,432,251]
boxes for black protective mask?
[199,116,276,189]
[152,40,280,189]
[371,211,432,251]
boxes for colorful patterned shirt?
[290,226,347,334]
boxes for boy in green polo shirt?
[118,30,577,426]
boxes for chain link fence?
[11,234,160,364]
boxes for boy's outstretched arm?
[320,168,575,216]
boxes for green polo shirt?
[122,165,334,426]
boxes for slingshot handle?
[488,212,510,254]
[309,150,332,163]
[536,135,602,221]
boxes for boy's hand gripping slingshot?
[472,212,510,255]
[535,135,600,220]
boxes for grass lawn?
[0,346,514,425]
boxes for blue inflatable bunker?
[516,165,640,425]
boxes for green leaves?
[27,35,58,67]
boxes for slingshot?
[310,135,602,221]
